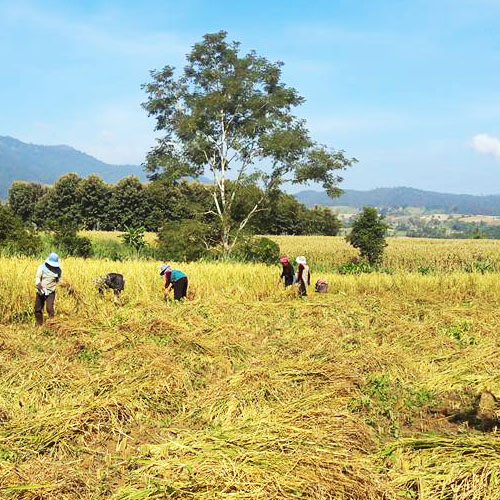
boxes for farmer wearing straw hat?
[295,256,310,297]
[159,265,188,300]
[34,252,62,326]
[279,255,295,288]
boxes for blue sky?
[1,0,500,194]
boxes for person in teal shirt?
[159,265,188,300]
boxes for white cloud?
[471,133,500,160]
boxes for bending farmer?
[95,273,125,303]
[159,265,188,300]
[35,252,62,326]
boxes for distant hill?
[3,136,499,215]
[0,136,145,198]
[295,187,500,216]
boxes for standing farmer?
[160,265,188,301]
[279,255,295,288]
[35,252,62,326]
[295,256,310,297]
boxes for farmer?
[279,255,295,288]
[159,265,188,301]
[34,252,62,326]
[95,273,125,303]
[295,256,311,297]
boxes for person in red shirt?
[159,265,188,300]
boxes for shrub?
[157,220,212,262]
[0,204,42,256]
[337,260,375,275]
[465,257,494,274]
[91,238,125,261]
[417,266,433,275]
[53,226,93,258]
[346,207,389,266]
[234,237,280,265]
[120,225,146,251]
[7,230,43,256]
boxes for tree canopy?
[142,31,355,253]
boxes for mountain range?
[1,136,499,215]
[295,187,500,216]
[0,135,144,198]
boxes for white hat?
[296,256,307,265]
[159,264,172,275]
[45,252,60,268]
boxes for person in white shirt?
[295,256,310,297]
[34,252,62,326]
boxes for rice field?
[274,235,500,272]
[0,237,499,499]
[84,232,500,272]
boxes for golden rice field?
[0,237,499,499]
[84,232,500,272]
[273,235,500,272]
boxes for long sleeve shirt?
[35,265,60,294]
[297,264,310,286]
[163,269,187,287]
[280,263,295,286]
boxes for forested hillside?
[296,187,500,215]
[0,136,144,197]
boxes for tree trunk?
[222,224,231,258]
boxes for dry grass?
[0,242,499,499]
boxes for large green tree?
[108,176,150,230]
[33,173,83,228]
[142,31,356,254]
[0,204,42,255]
[8,182,46,224]
[145,179,213,230]
[78,175,112,230]
[300,207,341,236]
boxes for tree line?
[8,173,341,236]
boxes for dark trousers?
[172,277,188,300]
[298,279,307,297]
[34,292,55,326]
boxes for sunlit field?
[0,238,499,499]
[84,231,500,272]
[274,235,500,272]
